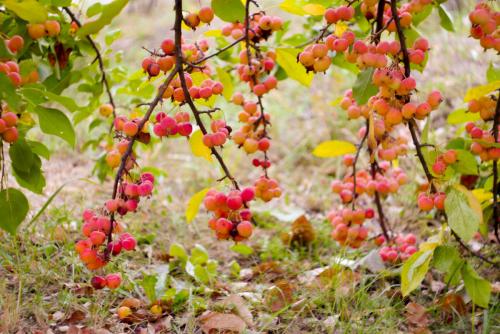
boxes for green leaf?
[312,140,356,158]
[140,274,158,303]
[412,4,433,26]
[486,63,500,83]
[211,0,245,23]
[437,5,454,32]
[169,243,188,261]
[77,0,129,37]
[229,260,241,277]
[0,74,21,110]
[190,244,209,265]
[9,140,34,173]
[447,108,481,124]
[450,150,478,175]
[230,243,254,256]
[4,0,48,23]
[445,185,480,242]
[34,106,76,147]
[12,154,45,194]
[86,2,103,17]
[401,250,434,297]
[0,188,29,235]
[216,67,233,101]
[433,245,461,272]
[27,141,50,160]
[352,68,377,105]
[194,264,210,284]
[331,52,359,74]
[276,48,314,87]
[461,263,491,308]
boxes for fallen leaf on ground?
[251,261,284,281]
[299,266,360,296]
[199,311,246,333]
[265,279,294,312]
[281,215,315,247]
[66,310,86,323]
[219,294,254,327]
[405,302,431,333]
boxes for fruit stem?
[174,0,240,190]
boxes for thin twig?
[63,7,116,119]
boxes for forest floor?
[1,1,499,333]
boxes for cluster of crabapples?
[468,96,498,121]
[0,59,38,87]
[183,6,214,29]
[153,111,193,138]
[141,37,209,77]
[162,74,224,103]
[465,122,500,161]
[105,116,150,168]
[376,234,418,263]
[300,2,433,74]
[76,210,134,289]
[417,191,446,211]
[27,20,61,39]
[202,119,229,148]
[468,2,500,52]
[237,49,278,96]
[431,149,458,175]
[331,161,408,204]
[254,176,282,202]
[0,106,19,143]
[203,188,256,241]
[231,92,271,155]
[107,173,156,215]
[327,207,374,248]
[222,13,283,41]
[359,0,433,22]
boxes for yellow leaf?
[334,21,349,37]
[204,29,222,37]
[312,140,356,158]
[276,48,314,87]
[186,188,210,223]
[303,4,325,16]
[189,129,212,162]
[279,0,307,16]
[464,81,500,102]
[392,158,399,168]
[472,188,492,203]
[329,96,343,106]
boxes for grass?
[1,0,500,332]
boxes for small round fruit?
[236,221,253,238]
[198,7,214,23]
[99,103,114,117]
[44,20,61,37]
[117,306,132,319]
[105,273,122,289]
[2,127,18,143]
[27,23,46,39]
[7,35,24,53]
[91,276,107,289]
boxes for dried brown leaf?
[199,311,246,334]
[66,310,86,324]
[282,215,315,247]
[265,280,294,312]
[405,302,430,333]
[220,294,254,327]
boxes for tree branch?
[174,0,239,190]
[492,91,500,243]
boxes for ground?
[0,1,499,333]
